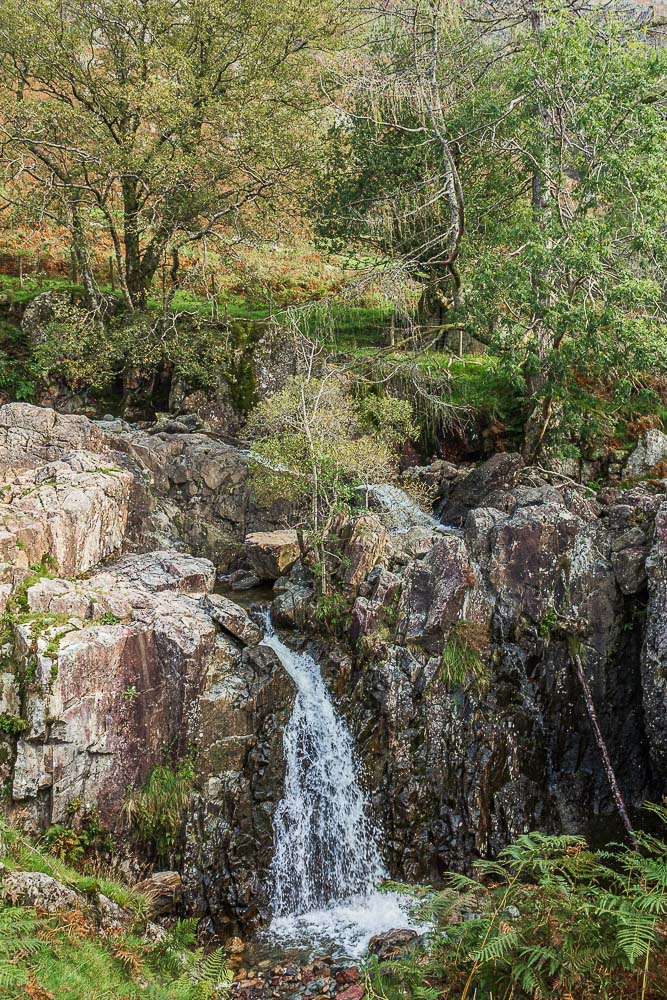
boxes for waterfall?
[262,618,385,914]
[262,616,427,957]
[360,482,449,534]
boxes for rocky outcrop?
[183,640,295,934]
[339,473,659,881]
[11,551,219,830]
[2,402,666,945]
[204,594,263,646]
[0,454,132,576]
[642,498,667,780]
[0,402,289,573]
[245,531,300,581]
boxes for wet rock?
[368,928,419,961]
[336,986,365,1000]
[246,530,301,580]
[204,593,263,645]
[334,968,359,986]
[642,499,667,780]
[182,642,295,935]
[226,936,246,954]
[271,583,315,630]
[227,571,263,591]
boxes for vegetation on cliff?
[0,820,231,999]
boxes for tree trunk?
[569,641,637,847]
[71,205,100,312]
[122,178,148,309]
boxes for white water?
[244,447,448,535]
[261,618,425,957]
[362,482,448,534]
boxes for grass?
[439,620,492,695]
[0,819,233,998]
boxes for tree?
[321,2,667,458]
[0,0,344,310]
[246,343,417,592]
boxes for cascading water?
[261,616,426,957]
[360,483,450,534]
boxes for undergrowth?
[122,762,196,868]
[366,803,667,1000]
[0,819,232,999]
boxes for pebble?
[231,956,363,999]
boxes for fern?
[168,950,233,999]
[370,803,667,999]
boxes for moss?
[0,714,29,735]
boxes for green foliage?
[0,0,345,309]
[370,806,667,999]
[0,714,29,735]
[122,763,195,867]
[0,901,232,999]
[322,4,667,457]
[247,367,417,523]
[315,591,352,634]
[43,809,112,865]
[0,818,231,997]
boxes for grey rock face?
[204,593,263,645]
[626,429,667,477]
[12,551,219,830]
[642,500,667,779]
[183,640,295,934]
[343,477,658,885]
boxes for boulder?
[368,928,419,961]
[245,530,300,580]
[1,870,80,912]
[339,516,388,594]
[396,534,472,653]
[133,871,182,916]
[271,583,315,630]
[204,594,262,645]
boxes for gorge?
[0,399,665,979]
